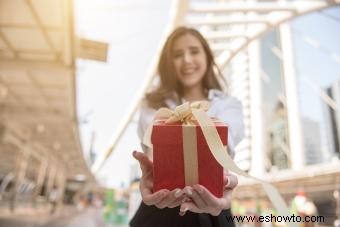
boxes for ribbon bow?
[155,101,210,124]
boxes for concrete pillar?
[280,23,305,170]
[248,40,266,176]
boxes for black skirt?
[130,202,235,227]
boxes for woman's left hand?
[179,172,238,216]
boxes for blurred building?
[230,26,295,175]
[225,16,339,173]
[323,80,340,160]
[196,1,340,225]
[0,0,107,216]
[302,117,322,165]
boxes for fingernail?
[180,207,189,214]
[185,187,192,195]
[174,189,181,198]
[226,176,231,187]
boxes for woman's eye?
[191,49,199,55]
[173,53,183,59]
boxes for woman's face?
[172,33,207,90]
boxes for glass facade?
[260,29,290,171]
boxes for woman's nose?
[183,52,192,63]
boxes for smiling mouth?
[182,67,196,75]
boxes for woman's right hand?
[133,151,187,209]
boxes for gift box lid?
[151,120,228,145]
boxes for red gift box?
[151,120,228,198]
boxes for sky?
[74,1,340,188]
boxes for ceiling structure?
[0,0,94,182]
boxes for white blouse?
[137,89,245,156]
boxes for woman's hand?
[179,171,238,216]
[132,151,187,209]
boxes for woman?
[130,26,244,227]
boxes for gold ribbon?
[148,101,209,186]
[182,125,199,186]
[143,101,209,147]
[144,102,296,226]
[154,101,210,124]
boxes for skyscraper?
[323,80,340,159]
[302,117,322,165]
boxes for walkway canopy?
[0,0,94,185]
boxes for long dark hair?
[145,26,226,109]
